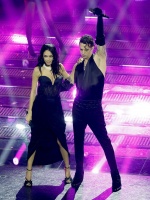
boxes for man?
[24,0,65,57]
[70,8,121,192]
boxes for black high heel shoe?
[24,168,32,187]
[28,45,37,57]
[64,166,72,184]
[111,172,122,192]
[71,171,84,188]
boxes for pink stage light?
[85,16,109,24]
[69,103,73,107]
[84,152,89,157]
[85,16,97,24]
[11,34,27,44]
[13,143,26,165]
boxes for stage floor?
[0,164,150,200]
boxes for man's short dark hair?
[79,34,94,47]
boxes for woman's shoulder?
[33,66,41,76]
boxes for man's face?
[79,43,94,60]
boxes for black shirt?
[74,54,104,101]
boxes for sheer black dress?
[27,75,73,165]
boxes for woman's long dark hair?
[37,44,60,77]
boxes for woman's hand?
[26,111,32,123]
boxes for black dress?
[27,75,73,165]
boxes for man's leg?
[42,1,66,55]
[24,0,36,57]
[72,101,87,187]
[88,106,121,192]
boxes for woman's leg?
[57,139,71,183]
[25,151,36,182]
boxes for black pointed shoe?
[71,171,84,188]
[111,173,122,192]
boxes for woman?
[24,44,73,187]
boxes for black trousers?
[72,99,118,174]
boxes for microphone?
[89,8,109,19]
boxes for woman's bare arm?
[26,67,39,122]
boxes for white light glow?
[92,157,106,174]
[13,157,19,165]
[16,124,26,130]
[128,102,150,117]
[74,38,80,46]
[11,34,27,44]
[65,116,72,122]
[72,88,77,98]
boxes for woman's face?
[43,50,53,66]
